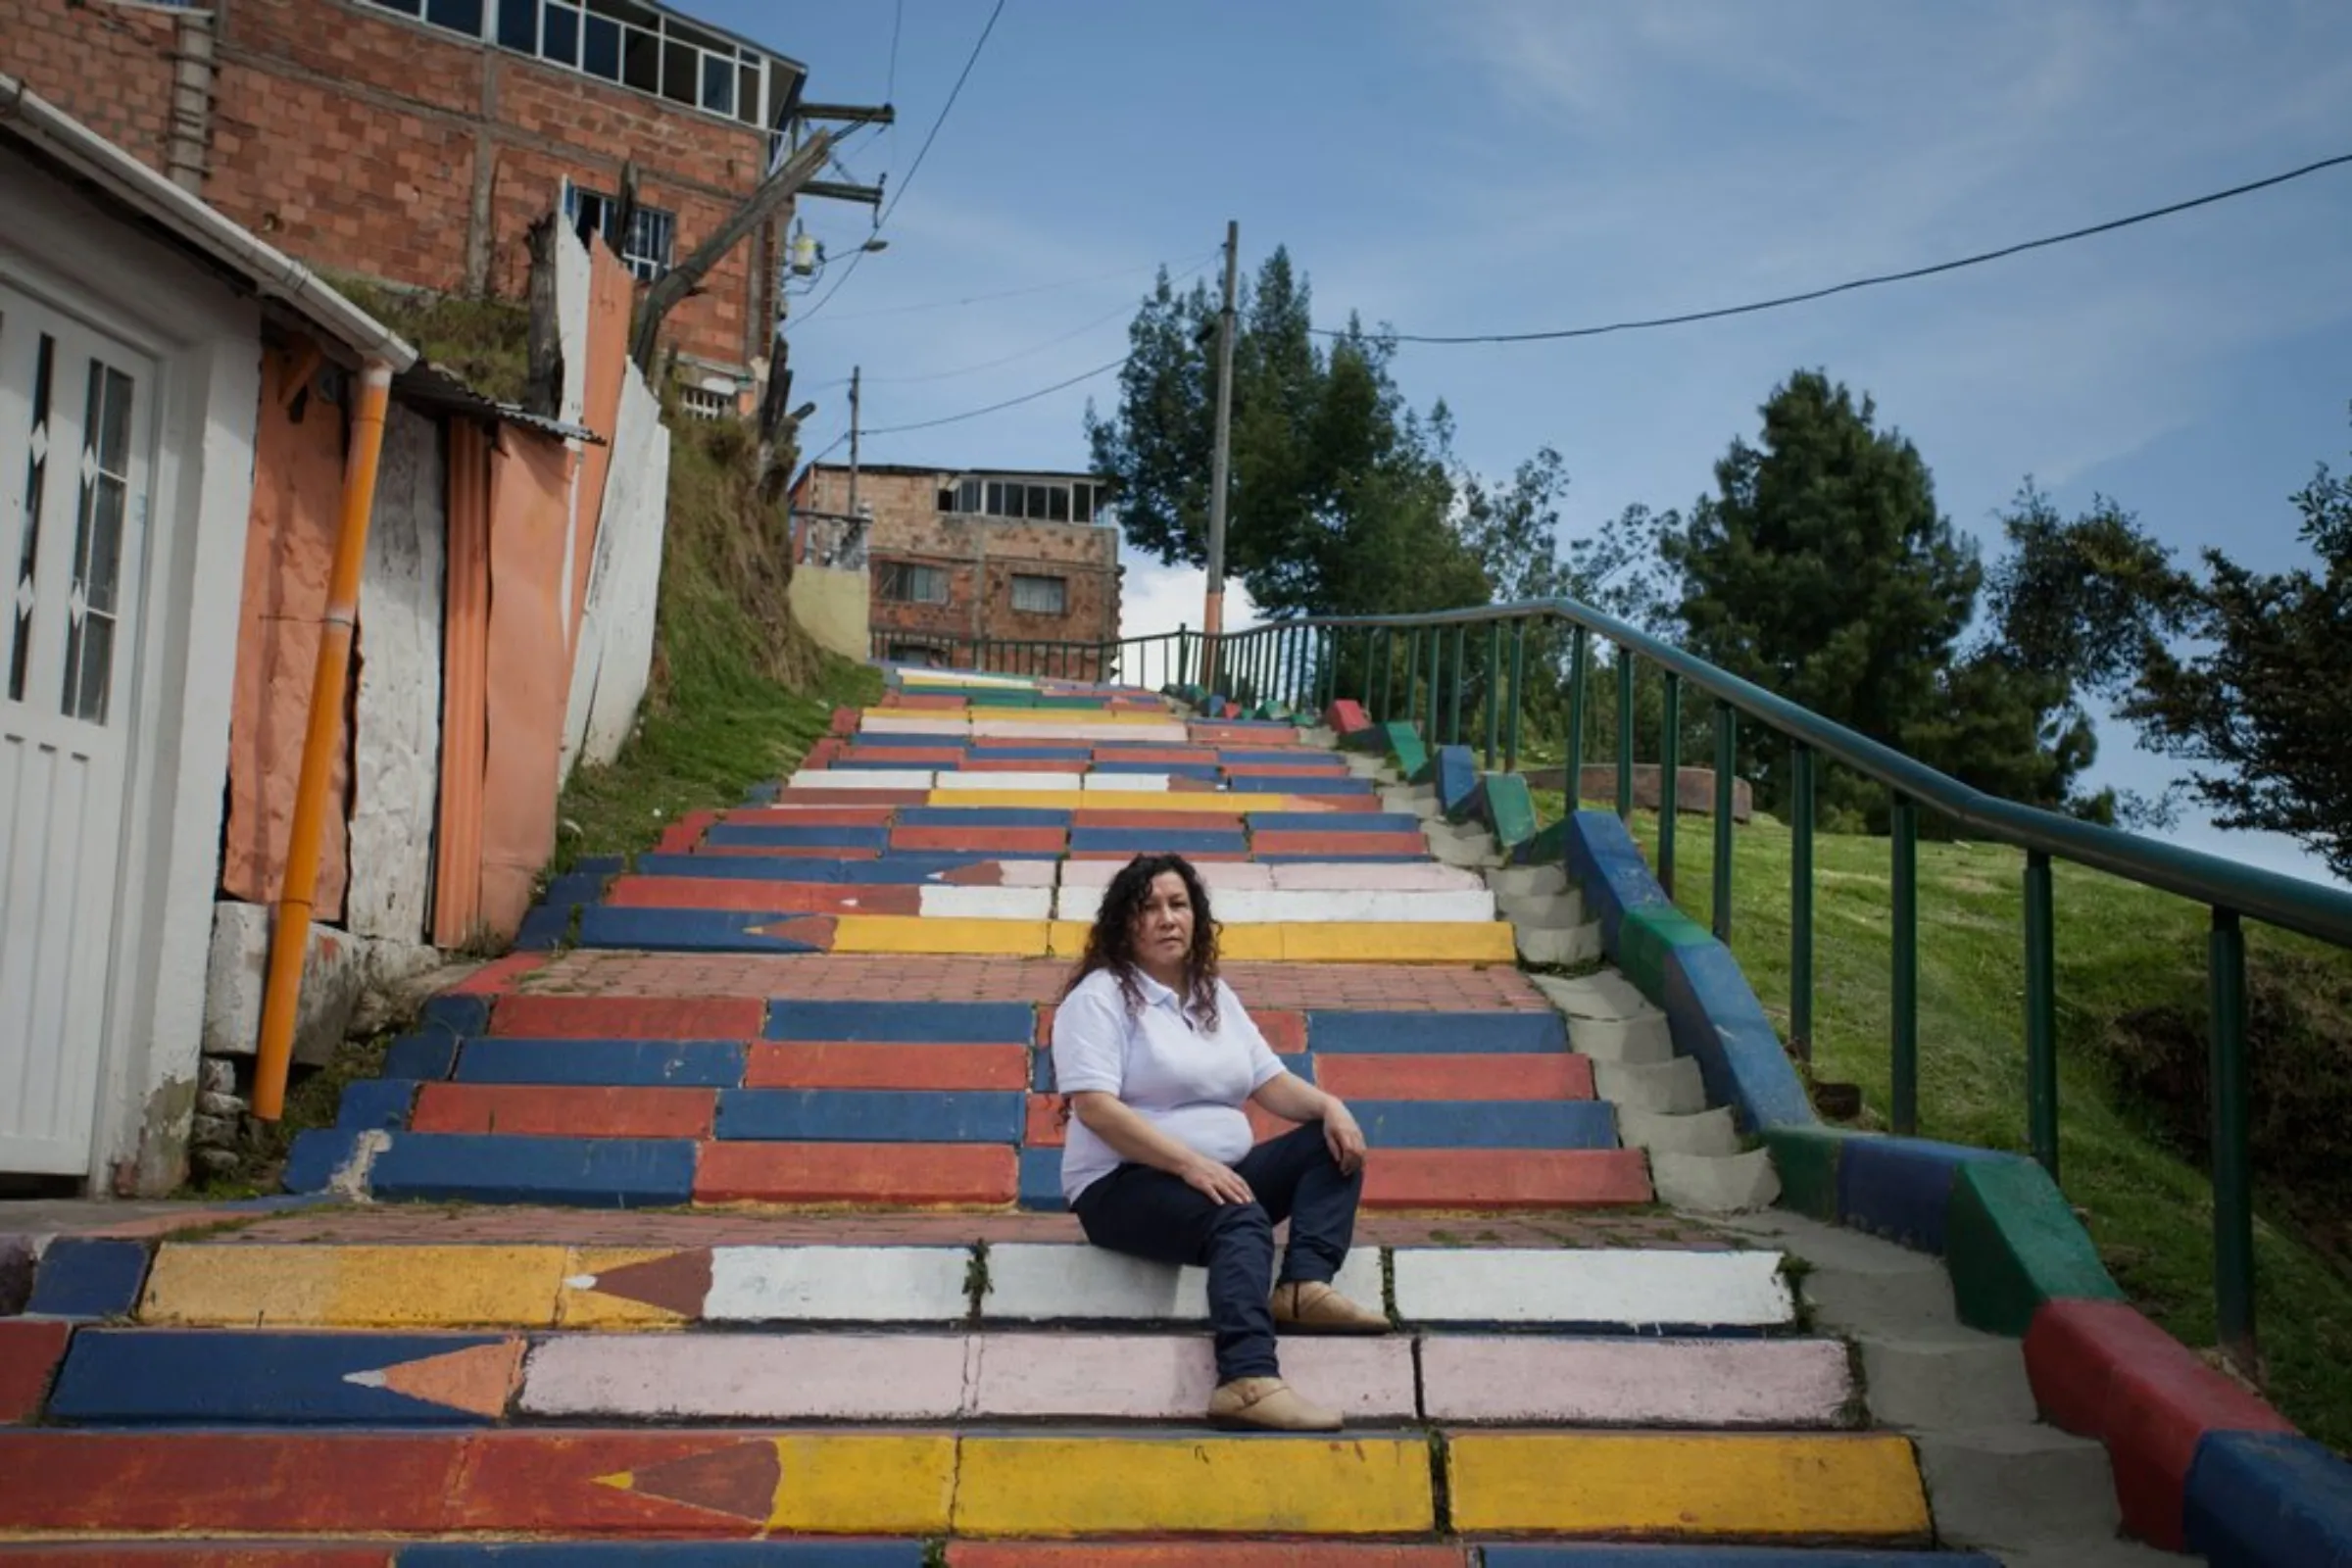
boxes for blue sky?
[703,0,2352,882]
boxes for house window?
[1010,574,1067,616]
[937,476,1107,523]
[359,0,787,130]
[563,184,674,282]
[878,562,950,604]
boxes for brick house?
[7,0,826,410]
[790,463,1123,679]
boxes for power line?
[794,0,1008,328]
[1317,148,2352,347]
[861,353,1129,437]
[865,256,1214,385]
[795,249,1218,326]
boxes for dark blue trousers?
[1070,1120,1365,1381]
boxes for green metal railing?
[872,627,1202,691]
[1102,598,2352,1373]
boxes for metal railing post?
[1504,617,1527,772]
[1659,672,1682,898]
[2210,907,2256,1373]
[1616,649,1635,820]
[1790,741,1815,1062]
[1713,702,1737,942]
[2026,850,2059,1179]
[1566,626,1589,810]
[1892,794,1919,1137]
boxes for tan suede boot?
[1272,1280,1391,1335]
[1206,1376,1344,1432]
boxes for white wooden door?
[0,284,154,1176]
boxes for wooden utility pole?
[1201,220,1238,689]
[848,365,861,519]
[630,129,836,370]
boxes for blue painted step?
[1307,1009,1569,1054]
[452,1038,749,1088]
[766,999,1036,1043]
[49,1330,515,1425]
[1348,1099,1618,1149]
[713,1088,1024,1144]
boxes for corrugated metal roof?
[393,362,607,445]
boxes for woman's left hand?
[1323,1099,1368,1176]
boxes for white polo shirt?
[1051,965,1288,1202]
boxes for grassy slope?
[1533,793,2352,1451]
[552,415,882,871]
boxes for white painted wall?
[0,153,264,1193]
[579,372,668,766]
[348,403,444,943]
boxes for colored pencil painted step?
[140,1244,983,1328]
[517,1333,1415,1423]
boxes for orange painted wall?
[220,344,353,920]
[569,245,633,637]
[476,427,577,936]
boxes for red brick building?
[6,0,816,403]
[790,463,1123,677]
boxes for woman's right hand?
[1181,1157,1254,1205]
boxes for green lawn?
[550,422,883,873]
[1532,792,2352,1452]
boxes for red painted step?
[1314,1053,1594,1102]
[692,1142,1017,1204]
[492,996,764,1040]
[606,879,920,915]
[746,1042,1030,1091]
[411,1084,716,1140]
[1362,1149,1652,1209]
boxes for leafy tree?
[2115,420,2352,877]
[1664,369,2099,815]
[1086,251,1490,622]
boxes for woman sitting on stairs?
[1053,853,1389,1433]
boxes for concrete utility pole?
[848,365,861,520]
[1201,219,1238,690]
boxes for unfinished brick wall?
[12,0,777,377]
[4,0,180,172]
[793,466,1123,674]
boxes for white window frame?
[1009,573,1067,616]
[562,181,675,283]
[877,561,949,605]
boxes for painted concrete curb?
[1555,801,2352,1563]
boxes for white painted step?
[514,1331,1855,1427]
[1050,887,1498,924]
[1057,859,1487,893]
[1389,1248,1793,1329]
[521,1332,1414,1422]
[982,1244,1385,1323]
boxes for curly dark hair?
[1060,853,1222,1029]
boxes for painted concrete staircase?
[0,669,2068,1562]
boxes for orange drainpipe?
[252,358,396,1121]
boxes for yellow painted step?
[139,1245,683,1328]
[1446,1431,1932,1541]
[1044,920,1513,963]
[832,915,1055,956]
[925,789,1336,813]
[952,1434,1435,1536]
